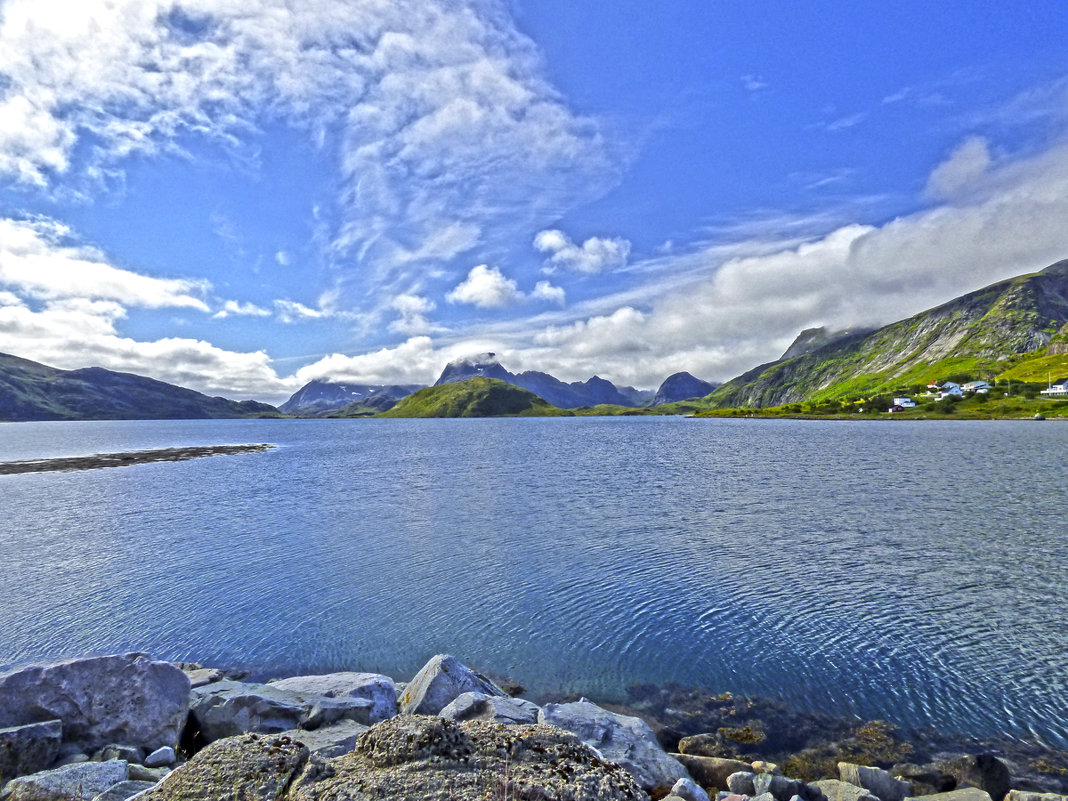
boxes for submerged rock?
[540,698,691,796]
[673,755,748,791]
[0,655,189,755]
[397,655,505,716]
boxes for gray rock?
[126,765,168,783]
[52,752,90,767]
[93,745,143,764]
[939,755,1011,801]
[813,779,881,801]
[672,777,713,801]
[277,720,369,758]
[753,793,778,801]
[0,655,189,754]
[89,781,156,801]
[268,673,397,724]
[189,680,380,742]
[728,771,757,795]
[142,748,174,768]
[839,763,913,801]
[136,735,309,801]
[179,668,223,690]
[891,763,956,796]
[755,772,805,801]
[2,759,128,801]
[439,692,539,725]
[539,698,691,796]
[0,720,62,782]
[673,755,750,791]
[904,789,993,801]
[397,655,505,716]
[1005,792,1068,801]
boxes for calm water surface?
[1,417,1066,746]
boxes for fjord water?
[2,417,1066,746]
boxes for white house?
[938,382,963,399]
[893,397,916,408]
[1040,382,1068,396]
[962,381,992,393]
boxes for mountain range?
[0,352,279,421]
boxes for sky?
[1,1,1068,403]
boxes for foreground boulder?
[267,673,397,724]
[190,680,383,742]
[0,655,189,755]
[540,698,690,796]
[397,655,505,715]
[2,759,128,801]
[136,717,647,801]
[839,763,913,801]
[0,720,62,782]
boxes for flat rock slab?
[840,763,913,801]
[540,698,691,796]
[0,654,190,754]
[439,692,539,725]
[267,673,397,724]
[277,720,369,758]
[814,779,881,801]
[0,445,274,475]
[3,759,128,801]
[0,719,62,782]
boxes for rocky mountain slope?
[0,352,279,421]
[435,353,650,408]
[378,377,570,418]
[709,259,1068,408]
[279,379,424,415]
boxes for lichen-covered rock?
[679,733,733,758]
[137,734,309,801]
[290,716,648,801]
[397,655,505,716]
[1005,792,1068,801]
[3,759,128,801]
[439,692,540,725]
[904,789,993,801]
[839,764,913,801]
[0,655,189,754]
[540,698,690,796]
[267,674,396,725]
[0,720,62,782]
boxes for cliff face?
[710,260,1068,407]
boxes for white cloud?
[294,336,446,386]
[446,264,521,307]
[0,217,209,310]
[389,292,437,334]
[0,0,615,285]
[274,251,291,267]
[531,280,565,305]
[274,299,328,323]
[534,229,630,273]
[741,74,768,92]
[0,298,292,400]
[926,136,993,200]
[213,300,271,319]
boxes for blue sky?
[1,1,1067,402]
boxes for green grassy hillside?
[707,259,1068,408]
[376,377,572,418]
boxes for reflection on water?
[1,416,1066,746]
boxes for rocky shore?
[0,445,274,475]
[0,653,1064,801]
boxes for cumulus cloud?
[446,264,521,307]
[213,300,271,319]
[294,336,450,386]
[389,292,437,334]
[926,136,993,200]
[0,298,292,400]
[530,280,565,305]
[534,229,630,273]
[0,217,209,310]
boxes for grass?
[376,377,573,418]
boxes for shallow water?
[1,416,1066,746]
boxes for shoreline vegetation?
[0,652,1065,801]
[0,444,274,475]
